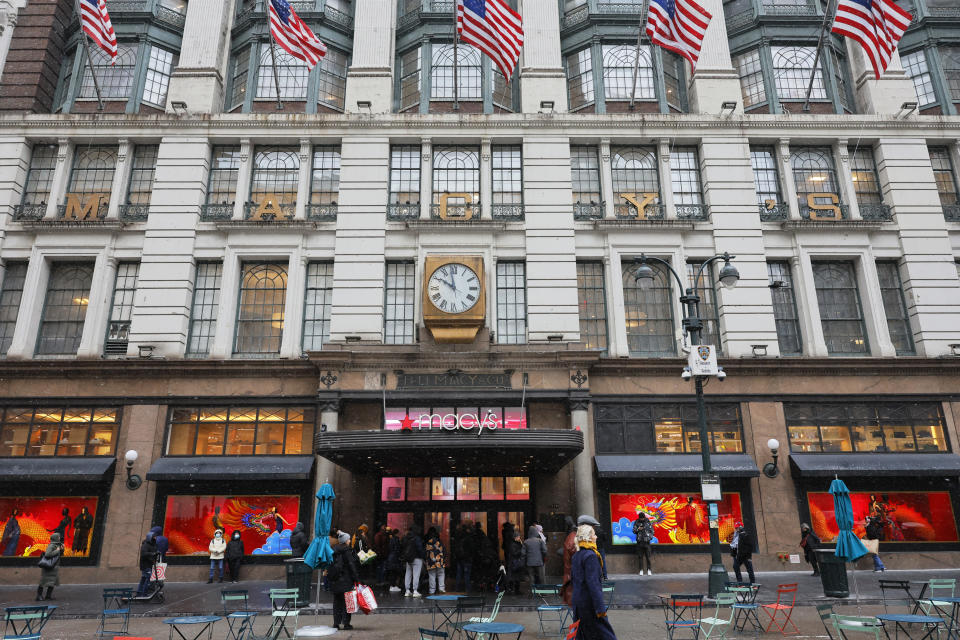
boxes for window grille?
[594,403,743,454]
[785,402,947,453]
[36,263,94,356]
[250,146,299,208]
[492,68,513,110]
[849,147,882,205]
[686,261,721,351]
[929,147,959,207]
[68,146,118,195]
[601,44,654,101]
[566,48,594,109]
[127,145,159,206]
[577,262,607,351]
[317,48,348,110]
[571,146,602,204]
[384,262,416,344]
[767,261,802,355]
[186,261,222,357]
[105,263,139,356]
[0,407,121,457]
[876,262,915,356]
[901,50,936,106]
[256,47,309,100]
[0,262,27,356]
[399,48,421,111]
[622,260,675,356]
[79,44,136,99]
[303,262,333,351]
[143,46,177,107]
[496,262,526,344]
[389,146,421,205]
[791,147,842,216]
[207,146,242,205]
[611,147,659,215]
[772,46,825,101]
[166,406,315,456]
[310,146,341,206]
[750,147,781,206]
[812,261,868,355]
[431,43,481,100]
[230,46,250,109]
[734,49,766,107]
[234,263,288,356]
[942,46,960,102]
[21,145,58,206]
[432,146,480,213]
[492,146,523,212]
[670,148,703,205]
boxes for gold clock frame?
[422,255,485,344]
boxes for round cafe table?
[463,622,524,640]
[426,594,466,633]
[162,615,221,640]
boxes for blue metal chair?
[96,588,133,638]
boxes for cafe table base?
[463,622,524,640]
[427,594,466,633]
[162,615,222,640]
[877,614,946,640]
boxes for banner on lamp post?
[688,345,719,376]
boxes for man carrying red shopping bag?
[330,532,360,630]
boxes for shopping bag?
[862,538,879,555]
[151,562,167,581]
[357,549,378,565]
[565,620,580,640]
[356,583,378,614]
[345,588,359,614]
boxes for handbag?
[344,588,359,614]
[862,538,879,555]
[37,554,58,570]
[356,583,378,614]
[565,620,580,640]
[151,562,168,581]
[357,549,378,565]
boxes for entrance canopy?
[0,457,116,482]
[317,429,583,475]
[595,454,760,478]
[789,453,960,477]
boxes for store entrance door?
[384,509,529,560]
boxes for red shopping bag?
[565,620,580,640]
[344,588,359,614]
[151,562,167,581]
[356,583,378,614]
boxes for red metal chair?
[762,583,799,635]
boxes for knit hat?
[338,531,350,544]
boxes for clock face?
[427,263,481,314]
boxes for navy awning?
[146,456,315,481]
[790,453,960,477]
[595,454,760,478]
[0,457,116,482]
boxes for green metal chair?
[699,593,736,640]
[419,629,449,640]
[919,579,956,616]
[601,580,616,607]
[816,603,837,640]
[3,605,56,640]
[831,614,883,640]
[532,584,571,638]
[265,588,300,640]
[221,589,256,640]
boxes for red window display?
[807,491,960,543]
[162,495,300,556]
[609,492,743,546]
[0,496,99,558]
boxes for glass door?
[425,511,452,552]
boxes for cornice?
[0,359,319,379]
[592,357,960,378]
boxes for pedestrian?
[500,521,514,562]
[454,522,475,592]
[207,529,226,583]
[593,523,609,580]
[475,528,499,591]
[632,512,654,576]
[150,525,169,562]
[1,508,20,556]
[561,516,578,605]
[290,522,309,558]
[800,523,821,576]
[386,527,402,592]
[732,522,756,584]
[521,524,547,586]
[505,529,524,595]
[865,516,886,572]
[48,507,71,544]
[329,531,360,631]
[570,524,617,640]
[135,531,158,597]
[401,525,425,597]
[72,506,93,554]
[425,527,446,594]
[225,530,244,583]
[373,524,390,586]
[352,524,370,554]
[36,532,64,601]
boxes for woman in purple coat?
[570,524,617,640]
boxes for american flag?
[831,0,912,80]
[645,0,712,72]
[79,0,117,64]
[268,0,327,69]
[456,0,524,79]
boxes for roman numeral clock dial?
[427,263,480,314]
[422,256,485,344]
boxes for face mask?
[234,534,240,540]
[215,532,222,538]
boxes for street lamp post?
[634,252,740,597]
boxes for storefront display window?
[380,476,530,502]
[0,496,100,557]
[609,492,743,546]
[166,406,315,456]
[457,477,480,500]
[807,491,959,543]
[595,403,743,454]
[432,477,455,501]
[408,477,430,501]
[482,477,504,500]
[162,495,300,556]
[786,402,948,453]
[383,406,527,430]
[505,476,529,500]
[0,407,120,457]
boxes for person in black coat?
[800,523,821,576]
[225,530,245,583]
[329,532,360,630]
[570,524,617,640]
[72,506,94,553]
[289,522,309,558]
[136,532,158,597]
[732,522,755,584]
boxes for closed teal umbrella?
[303,483,335,569]
[830,478,868,562]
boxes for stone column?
[608,251,629,357]
[834,140,861,220]
[480,138,492,220]
[107,140,131,219]
[47,138,71,219]
[77,253,117,358]
[209,249,240,358]
[344,0,395,114]
[686,0,743,114]
[316,399,340,489]
[857,253,896,357]
[165,0,233,113]
[776,139,800,220]
[419,138,432,220]
[280,251,305,358]
[568,393,595,519]
[5,245,46,359]
[795,251,829,356]
[296,139,311,220]
[844,42,916,116]
[599,139,614,219]
[519,0,568,113]
[233,140,252,220]
[657,140,676,217]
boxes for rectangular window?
[21,145,58,206]
[767,261,802,355]
[576,262,607,351]
[901,50,936,106]
[207,146,242,205]
[229,46,250,110]
[80,44,136,99]
[310,146,341,210]
[142,46,177,107]
[687,261,721,351]
[126,145,159,206]
[492,68,513,111]
[186,261,222,357]
[166,406,315,456]
[734,49,766,107]
[36,263,94,356]
[570,146,601,205]
[104,262,139,356]
[0,262,27,356]
[496,262,526,344]
[622,260,675,356]
[234,263,288,356]
[807,490,959,544]
[302,262,333,351]
[399,47,421,111]
[750,146,782,208]
[594,403,744,454]
[161,495,299,556]
[384,261,416,344]
[663,51,683,111]
[831,49,850,112]
[849,148,882,205]
[876,261,915,356]
[941,45,960,102]
[566,48,594,110]
[0,407,120,457]
[813,261,868,355]
[670,148,703,206]
[389,146,421,205]
[491,145,522,216]
[929,147,959,208]
[785,402,947,453]
[317,48,348,110]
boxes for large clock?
[422,256,486,344]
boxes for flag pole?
[268,29,285,110]
[74,0,104,111]
[629,29,643,111]
[802,0,833,112]
[453,0,459,111]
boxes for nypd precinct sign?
[688,344,719,376]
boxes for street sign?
[701,472,721,502]
[689,344,719,376]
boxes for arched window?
[790,147,841,216]
[611,147,659,215]
[234,263,288,356]
[79,45,137,99]
[622,261,675,357]
[68,146,118,195]
[250,146,300,207]
[431,44,481,100]
[602,44,654,101]
[432,147,480,215]
[256,47,309,100]
[772,46,825,101]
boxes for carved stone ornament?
[570,369,588,389]
[319,370,339,389]
[319,399,341,413]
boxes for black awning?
[789,453,960,477]
[146,456,315,481]
[595,454,760,478]
[0,457,116,482]
[316,429,583,475]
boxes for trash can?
[285,557,313,602]
[816,549,849,598]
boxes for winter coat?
[386,535,402,570]
[373,530,389,559]
[735,530,754,561]
[800,531,820,563]
[226,534,245,560]
[290,522,309,557]
[150,526,169,557]
[352,533,369,555]
[401,532,425,563]
[561,530,578,606]
[38,534,63,588]
[139,535,158,571]
[571,547,617,640]
[633,518,654,548]
[865,521,883,541]
[505,537,523,574]
[328,542,360,594]
[454,529,475,563]
[521,525,547,567]
[425,537,446,570]
[209,535,226,560]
